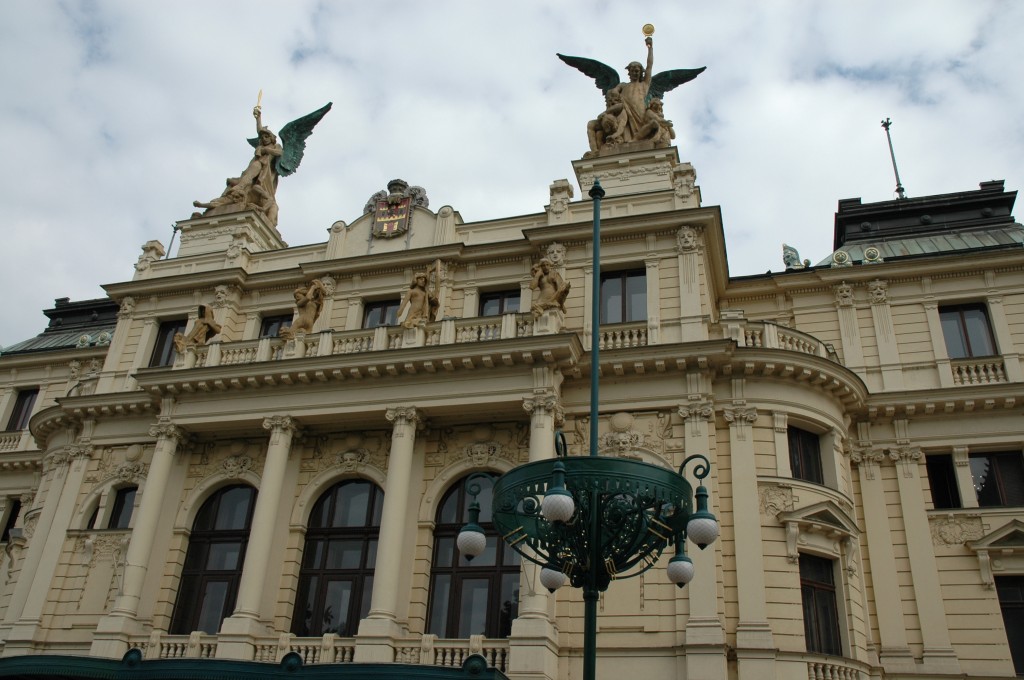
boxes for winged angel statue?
[558,36,704,157]
[193,101,332,226]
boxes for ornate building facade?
[0,144,1022,679]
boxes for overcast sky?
[2,1,1022,348]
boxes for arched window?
[291,480,383,637]
[427,475,520,639]
[170,485,256,635]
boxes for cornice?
[103,268,249,299]
[135,333,585,397]
[861,384,1019,419]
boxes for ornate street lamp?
[458,180,719,680]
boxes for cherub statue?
[173,305,222,353]
[558,34,704,155]
[587,89,628,154]
[397,272,440,328]
[193,98,332,226]
[635,98,675,146]
[530,258,571,316]
[281,279,328,337]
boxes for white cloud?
[2,0,1022,346]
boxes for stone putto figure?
[397,272,440,328]
[193,99,332,227]
[530,258,571,316]
[558,32,704,158]
[282,279,328,337]
[173,305,222,353]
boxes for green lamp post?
[458,180,719,680]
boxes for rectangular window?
[149,319,187,367]
[5,389,38,431]
[970,452,1024,507]
[800,554,842,656]
[925,454,962,509]
[996,575,1024,675]
[940,304,996,359]
[479,290,520,317]
[107,487,137,529]
[788,426,824,485]
[1,499,22,542]
[363,300,400,329]
[600,269,646,324]
[259,314,293,338]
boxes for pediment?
[968,519,1024,552]
[778,500,858,537]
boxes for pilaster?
[866,280,904,390]
[676,226,708,342]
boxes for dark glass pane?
[503,544,522,567]
[925,455,961,509]
[971,456,1000,506]
[304,539,325,569]
[498,573,520,637]
[428,574,451,636]
[260,315,292,338]
[465,481,494,524]
[939,311,969,359]
[997,576,1024,674]
[196,581,229,634]
[625,272,647,322]
[321,580,353,635]
[800,554,841,655]
[435,536,455,568]
[815,588,842,655]
[325,539,364,570]
[359,576,374,620]
[107,487,137,529]
[364,301,400,329]
[206,543,241,570]
[998,455,1024,507]
[215,487,255,530]
[370,491,384,526]
[504,295,520,313]
[149,320,187,367]
[457,578,491,638]
[2,499,22,542]
[294,575,319,636]
[366,539,378,569]
[438,490,460,525]
[789,427,824,485]
[600,277,623,324]
[963,308,996,356]
[462,536,496,567]
[480,297,501,317]
[334,484,370,527]
[800,554,834,584]
[6,389,38,431]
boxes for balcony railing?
[950,356,1007,385]
[726,319,839,363]
[395,635,509,674]
[253,633,355,664]
[776,651,870,680]
[133,632,218,659]
[598,322,648,350]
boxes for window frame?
[149,319,188,367]
[362,300,400,329]
[970,451,1024,508]
[291,480,384,638]
[106,486,138,530]
[996,575,1024,675]
[479,290,521,317]
[799,553,843,656]
[170,485,257,635]
[259,314,293,338]
[5,388,39,431]
[925,454,962,510]
[599,268,647,325]
[1,499,22,543]
[939,303,997,359]
[788,426,824,486]
[427,475,521,639]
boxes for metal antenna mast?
[881,118,907,200]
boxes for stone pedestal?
[174,210,286,259]
[573,147,690,200]
[532,309,564,336]
[508,617,560,680]
[402,326,426,348]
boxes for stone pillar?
[986,294,1023,381]
[124,318,159,390]
[850,443,914,673]
[951,446,978,509]
[722,403,775,676]
[644,255,661,345]
[922,297,954,387]
[507,393,562,680]
[833,282,865,372]
[312,276,336,334]
[771,411,792,477]
[4,435,93,655]
[92,419,185,657]
[96,298,137,393]
[355,406,422,662]
[890,442,961,674]
[678,399,727,679]
[867,280,904,390]
[217,416,298,660]
[676,225,708,342]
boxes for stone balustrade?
[950,357,1008,385]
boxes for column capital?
[262,415,298,434]
[385,406,423,429]
[523,393,564,426]
[889,445,922,478]
[722,405,757,425]
[148,419,185,444]
[678,400,714,422]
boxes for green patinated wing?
[275,102,333,177]
[556,54,620,95]
[647,68,706,105]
